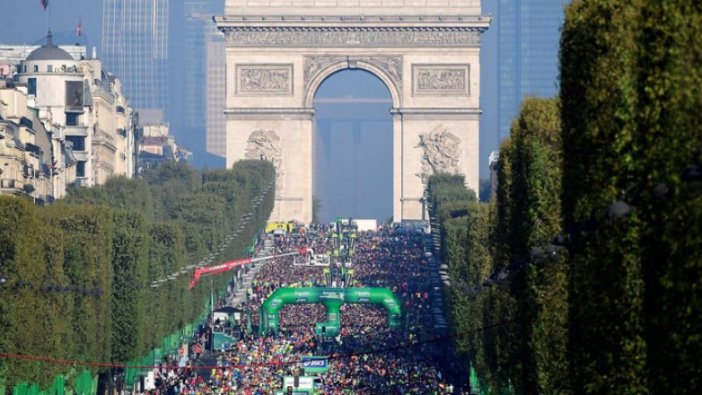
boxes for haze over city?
[0,0,565,222]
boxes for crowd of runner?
[148,225,469,394]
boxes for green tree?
[110,210,148,361]
[41,204,114,369]
[560,1,647,393]
[0,159,276,388]
[447,203,494,388]
[479,179,491,202]
[0,198,50,385]
[633,3,702,393]
[508,97,568,393]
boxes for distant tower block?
[101,0,169,116]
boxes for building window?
[76,161,86,177]
[19,117,33,129]
[66,136,85,151]
[33,65,39,72]
[47,65,53,72]
[66,112,79,126]
[27,78,36,96]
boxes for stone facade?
[80,59,137,186]
[2,38,137,201]
[218,0,489,223]
[0,88,55,203]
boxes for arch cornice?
[216,24,486,48]
[303,55,402,108]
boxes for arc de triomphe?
[216,1,489,223]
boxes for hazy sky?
[0,0,102,48]
[0,1,501,167]
[314,70,393,222]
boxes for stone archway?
[303,56,403,109]
[216,1,490,223]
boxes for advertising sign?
[65,81,83,112]
[319,290,344,301]
[301,357,329,374]
[283,376,316,389]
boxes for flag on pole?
[76,19,83,37]
[40,0,49,10]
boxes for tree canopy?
[0,160,275,387]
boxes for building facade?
[138,123,191,171]
[79,59,137,186]
[1,33,137,202]
[102,0,169,117]
[14,35,93,188]
[497,0,566,140]
[0,84,57,204]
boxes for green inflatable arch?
[259,287,402,337]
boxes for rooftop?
[25,31,73,61]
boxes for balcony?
[0,178,24,194]
[72,150,89,161]
[64,124,89,137]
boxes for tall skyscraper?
[205,25,226,158]
[497,0,566,140]
[178,0,224,159]
[101,0,169,121]
[184,1,222,128]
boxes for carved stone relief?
[413,64,470,95]
[303,56,343,85]
[79,62,96,81]
[245,129,283,192]
[365,57,402,88]
[223,27,482,48]
[304,55,402,96]
[416,125,462,185]
[236,64,293,96]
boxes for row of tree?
[0,161,275,386]
[429,97,566,394]
[436,1,701,393]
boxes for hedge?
[0,160,275,386]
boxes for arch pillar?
[225,107,316,222]
[392,107,483,221]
